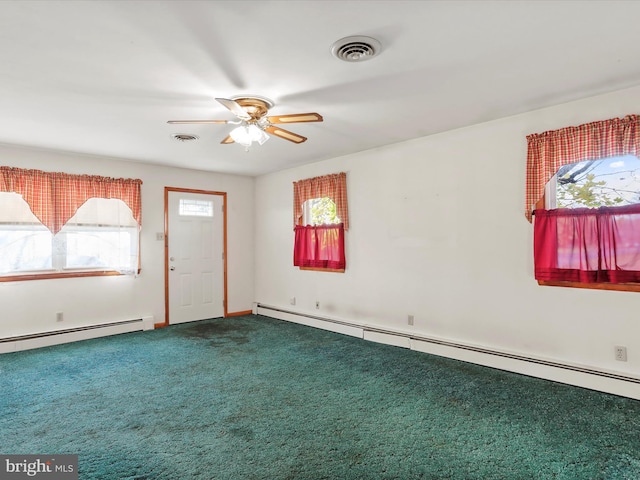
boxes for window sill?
[0,270,124,282]
[538,280,640,292]
[300,267,345,273]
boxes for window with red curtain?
[293,173,348,272]
[526,115,640,289]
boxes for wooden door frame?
[156,187,228,328]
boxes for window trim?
[0,270,123,283]
[300,267,345,273]
[537,279,640,292]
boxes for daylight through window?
[0,194,139,276]
[546,155,640,209]
[179,199,214,217]
[302,197,340,225]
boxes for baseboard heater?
[0,317,153,354]
[255,304,640,395]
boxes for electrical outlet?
[615,346,628,362]
[315,301,320,310]
[408,315,414,326]
[290,297,296,305]
[56,312,64,322]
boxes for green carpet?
[1,315,640,479]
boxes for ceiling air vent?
[331,35,382,62]
[171,133,199,142]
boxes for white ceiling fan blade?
[215,97,251,121]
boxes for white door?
[168,191,224,324]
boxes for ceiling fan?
[168,95,323,147]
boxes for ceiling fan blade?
[220,135,235,144]
[215,97,251,121]
[267,113,323,124]
[167,120,230,124]
[265,126,307,144]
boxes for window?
[0,167,142,281]
[60,198,138,272]
[0,192,51,272]
[545,155,640,209]
[179,199,214,217]
[0,195,138,276]
[293,173,348,272]
[526,115,640,291]
[302,197,340,226]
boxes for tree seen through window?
[554,155,640,208]
[303,197,340,225]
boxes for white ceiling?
[2,0,640,176]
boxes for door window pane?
[179,199,214,217]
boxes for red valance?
[0,167,142,234]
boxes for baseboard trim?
[256,305,363,338]
[0,319,142,343]
[256,303,640,400]
[0,317,152,354]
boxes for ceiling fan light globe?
[230,124,269,147]
[229,126,253,147]
[254,128,270,145]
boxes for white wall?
[0,144,254,337]
[255,84,640,380]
